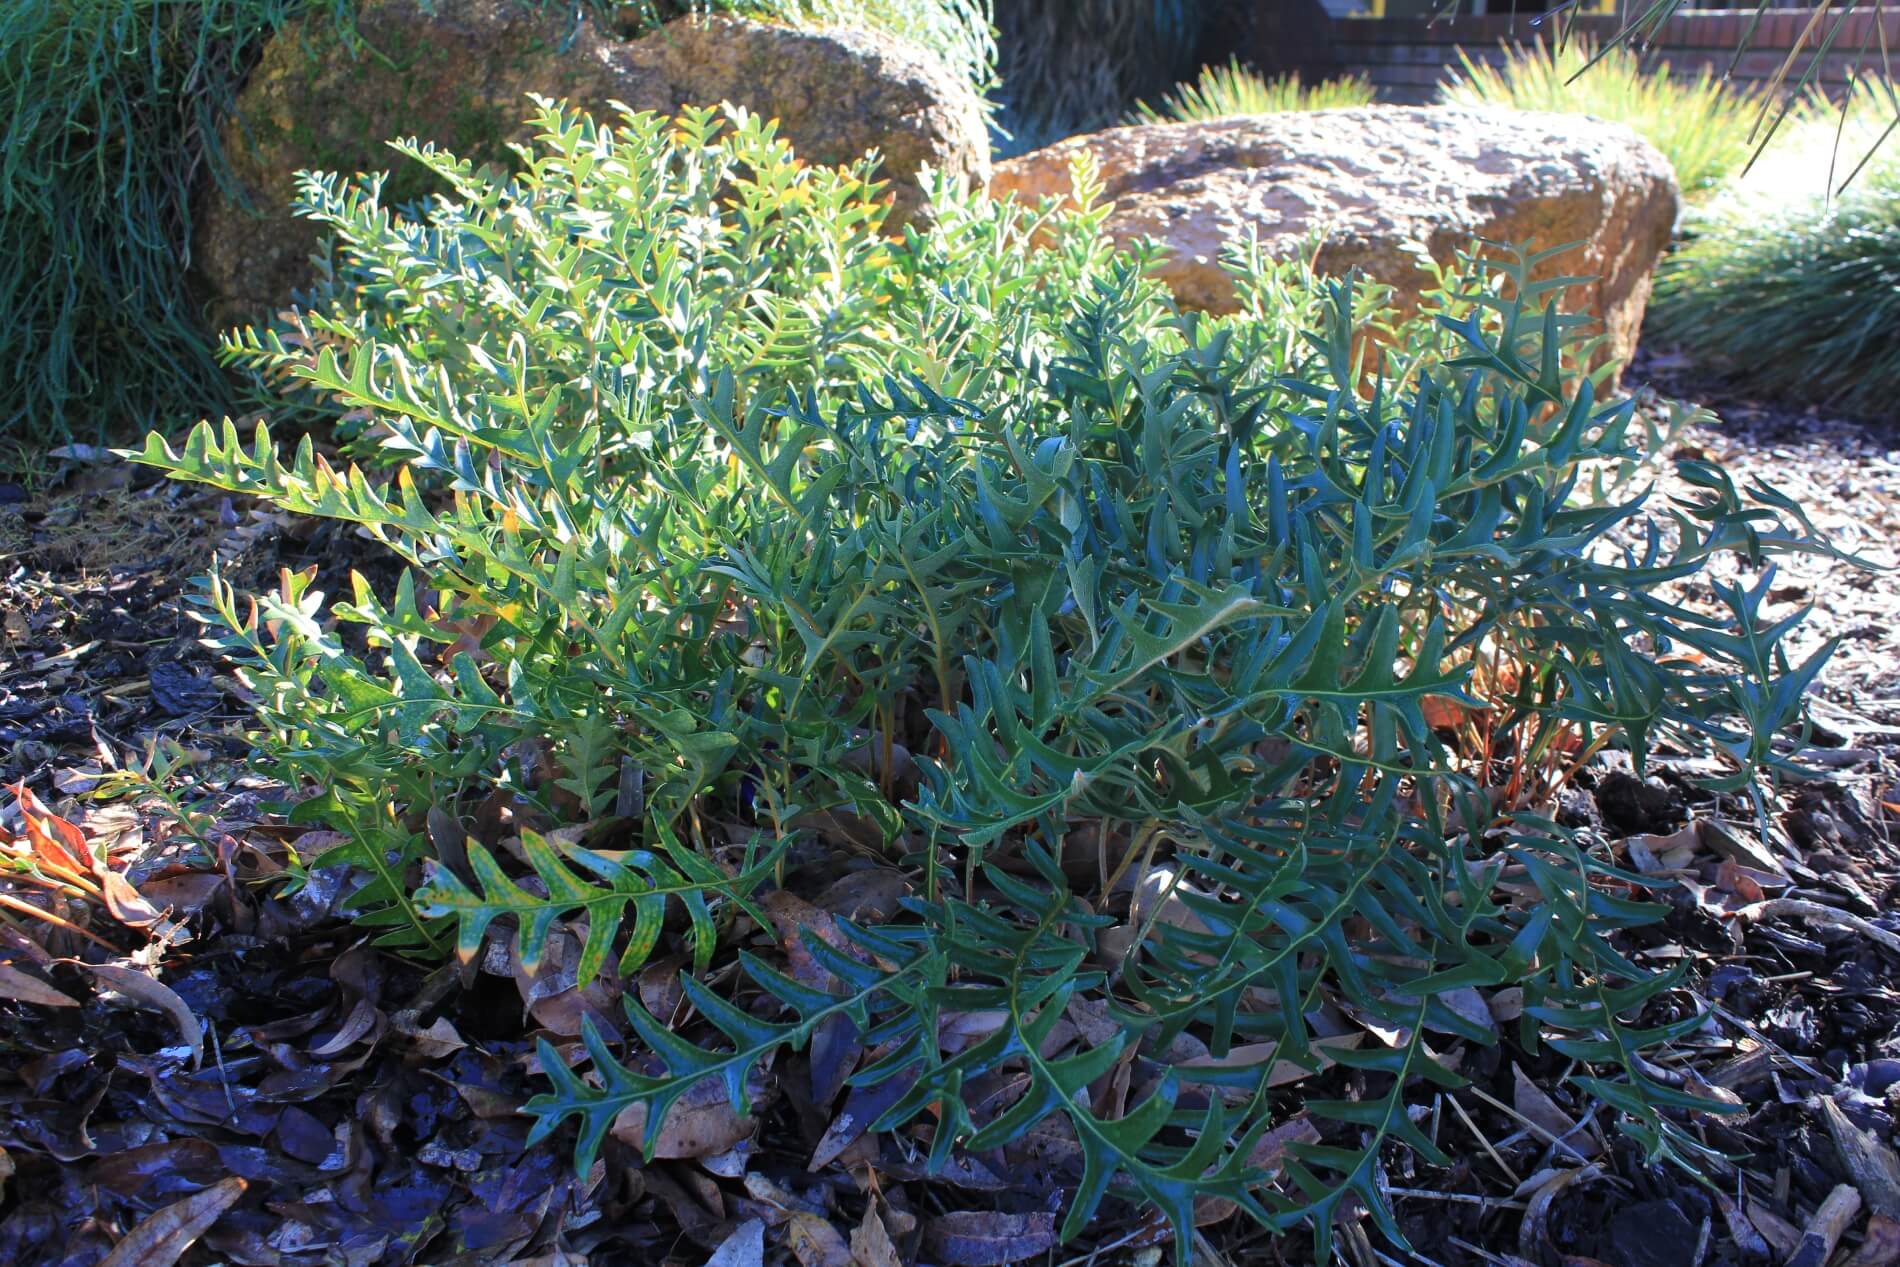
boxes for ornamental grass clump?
[0,0,349,443]
[1130,59,1374,125]
[134,100,1854,1258]
[991,0,1216,151]
[1441,37,1765,202]
[1649,161,1900,416]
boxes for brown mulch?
[0,383,1896,1267]
[1629,348,1900,704]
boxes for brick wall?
[1318,9,1900,103]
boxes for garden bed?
[3,371,1897,1266]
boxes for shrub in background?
[0,0,347,446]
[1129,59,1374,125]
[135,101,1852,1256]
[1441,37,1764,202]
[1649,161,1900,416]
[991,0,1216,152]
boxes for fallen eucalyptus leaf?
[924,1211,1057,1267]
[0,963,79,1008]
[613,1074,756,1159]
[703,1218,765,1267]
[785,1212,853,1267]
[81,962,202,1066]
[851,1200,904,1267]
[97,1175,245,1267]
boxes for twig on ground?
[1384,1186,1527,1210]
[1465,1083,1600,1166]
[1786,1184,1862,1267]
[1823,1096,1900,1220]
[1698,993,1828,1080]
[1448,1092,1522,1187]
[1741,898,1900,955]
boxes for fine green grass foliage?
[1129,59,1375,125]
[0,0,346,444]
[1649,161,1900,416]
[1441,37,1766,202]
[1716,75,1900,210]
[133,100,1855,1259]
[991,0,1214,152]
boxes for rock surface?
[990,106,1680,369]
[195,1,989,328]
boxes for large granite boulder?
[990,106,1680,370]
[195,1,989,328]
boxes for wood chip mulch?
[0,370,1895,1267]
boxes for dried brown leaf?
[0,963,79,1008]
[785,1212,853,1267]
[100,872,166,928]
[1713,859,1764,903]
[763,890,848,989]
[1512,1066,1600,1159]
[704,1218,766,1267]
[392,1012,467,1059]
[1434,986,1499,1037]
[1178,1033,1364,1093]
[816,868,910,923]
[1196,1115,1320,1225]
[850,1201,903,1267]
[809,1011,862,1110]
[135,872,225,919]
[81,962,202,1066]
[923,1211,1058,1267]
[97,1176,245,1267]
[612,1075,756,1159]
[309,997,382,1057]
[1624,825,1697,875]
[811,1063,917,1172]
[638,953,688,1023]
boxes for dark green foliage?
[991,0,1215,151]
[0,0,341,443]
[133,102,1856,1259]
[1648,165,1900,416]
[416,826,785,981]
